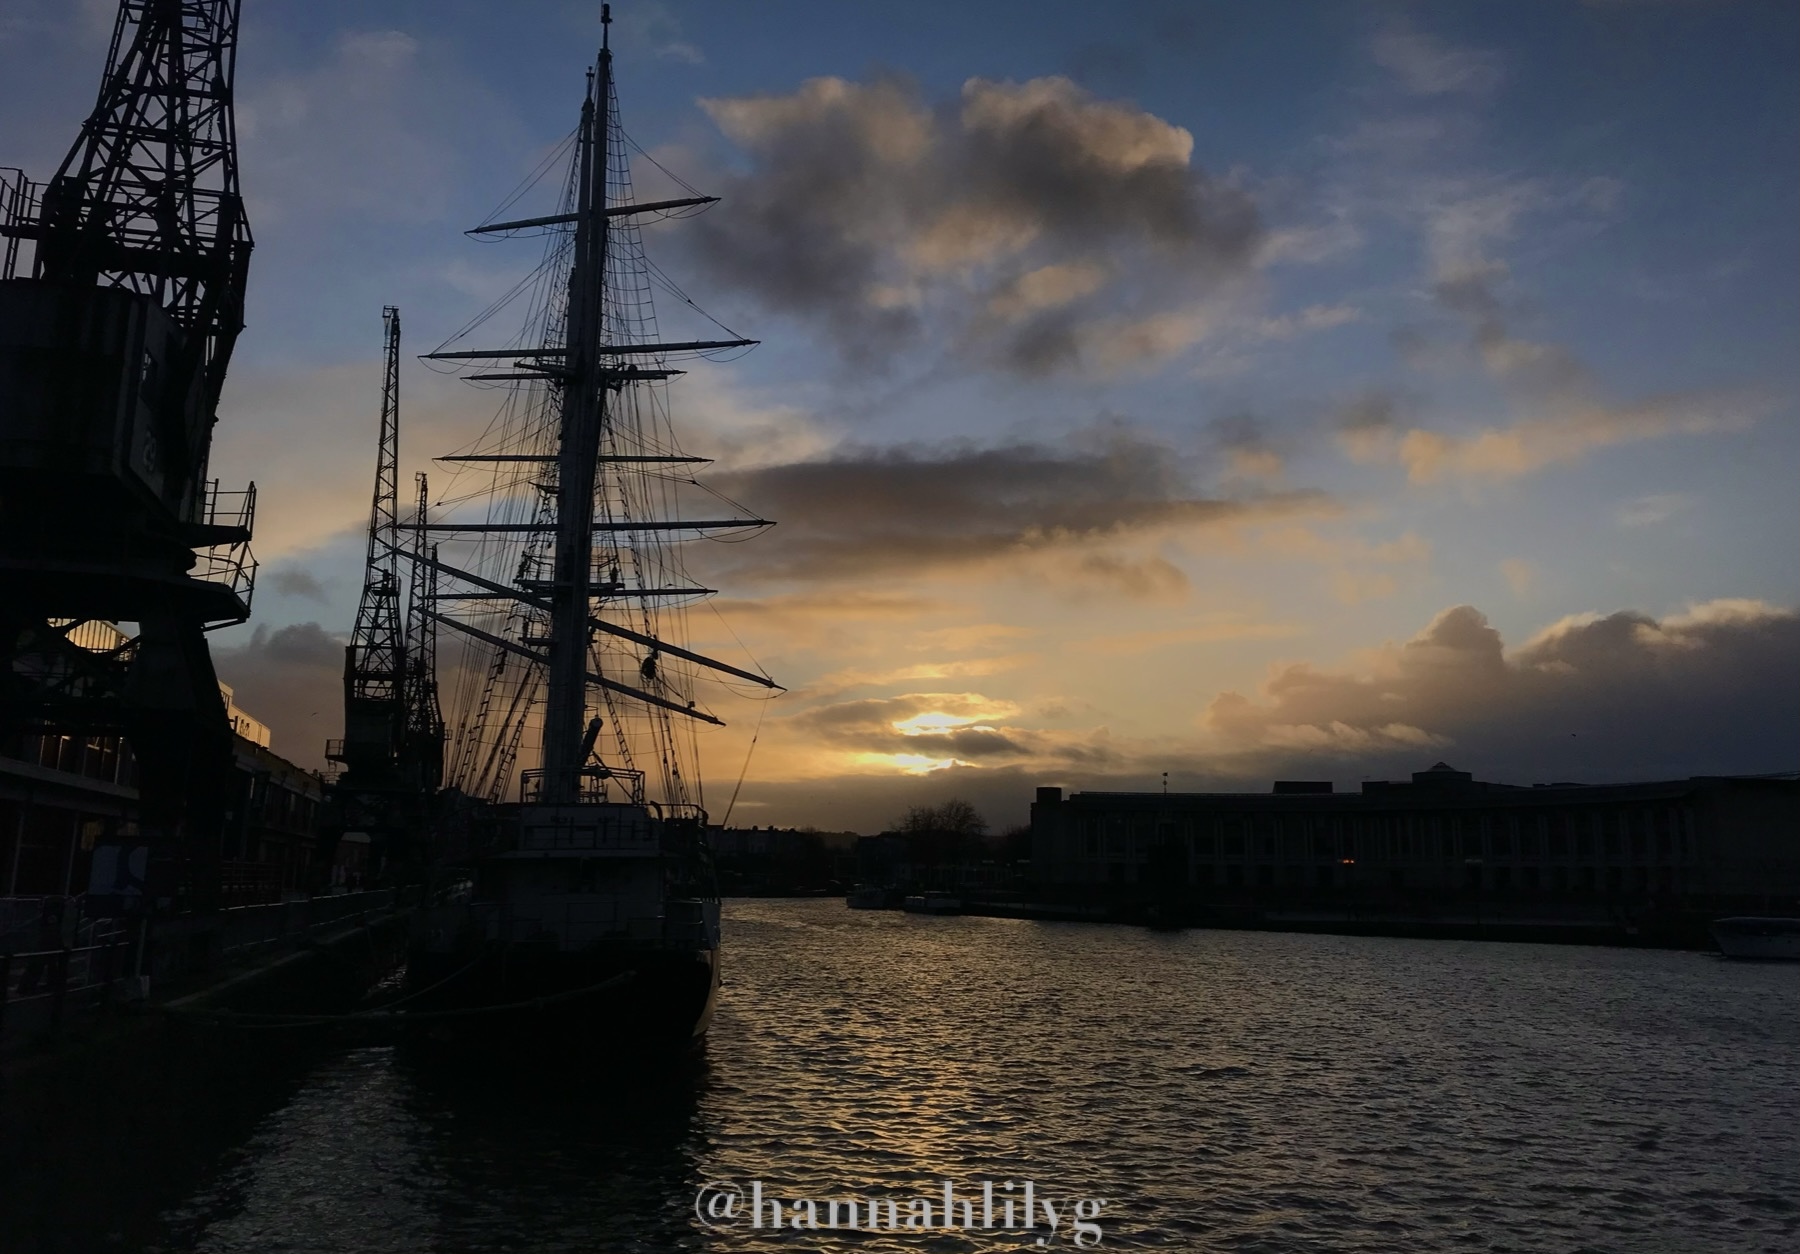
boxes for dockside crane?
[325,308,444,884]
[401,471,445,793]
[330,306,407,781]
[0,0,256,911]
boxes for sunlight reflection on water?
[148,900,1799,1252]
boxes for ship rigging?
[416,5,780,814]
[395,4,780,1054]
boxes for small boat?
[846,886,897,910]
[1710,916,1800,961]
[902,892,962,915]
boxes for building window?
[1491,826,1511,858]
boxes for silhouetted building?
[1030,763,1800,917]
[710,826,856,894]
[2,636,325,905]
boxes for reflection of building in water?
[1031,762,1800,915]
[1,622,324,902]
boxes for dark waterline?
[37,902,1800,1251]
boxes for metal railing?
[0,934,132,1042]
[194,479,258,627]
[521,764,647,805]
[0,167,40,279]
[216,888,396,955]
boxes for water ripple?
[141,901,1800,1253]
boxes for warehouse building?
[1030,762,1800,917]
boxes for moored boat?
[1710,916,1800,961]
[398,4,779,1055]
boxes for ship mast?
[541,11,612,805]
[419,3,780,810]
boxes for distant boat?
[902,892,962,915]
[846,886,898,910]
[1710,916,1800,961]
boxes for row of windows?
[245,774,320,834]
[1079,806,1691,844]
[1076,818,1696,864]
[8,733,138,786]
[1098,862,1685,894]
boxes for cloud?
[213,622,346,765]
[688,74,1261,374]
[613,1,703,64]
[700,425,1332,589]
[1370,20,1503,96]
[1500,557,1537,597]
[1203,600,1800,782]
[777,691,1120,777]
[237,28,511,227]
[1077,618,1306,657]
[1393,390,1760,483]
[1206,414,1285,481]
[1367,178,1760,481]
[1615,492,1693,527]
[266,566,330,602]
[803,654,1040,700]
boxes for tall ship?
[394,6,778,1052]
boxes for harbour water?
[75,902,1800,1251]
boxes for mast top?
[602,3,611,52]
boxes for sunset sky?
[4,0,1795,831]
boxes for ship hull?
[401,940,719,1057]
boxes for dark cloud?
[782,692,1116,773]
[689,74,1261,373]
[1204,600,1800,783]
[266,565,329,602]
[1336,391,1399,433]
[1205,413,1285,480]
[213,622,344,767]
[702,427,1329,586]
